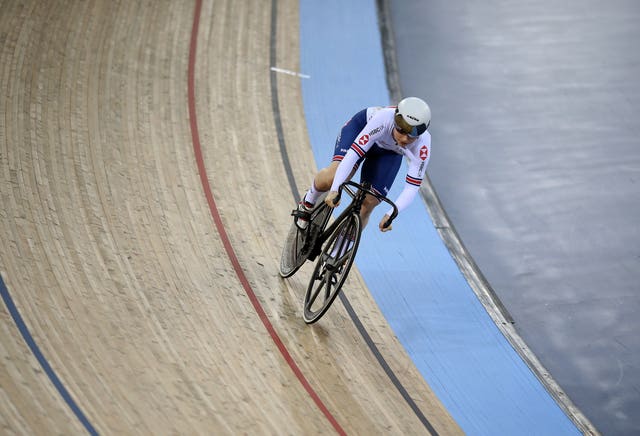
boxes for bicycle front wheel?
[303,213,361,324]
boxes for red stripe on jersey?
[351,143,366,157]
[406,175,422,186]
[332,155,344,162]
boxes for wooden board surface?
[0,0,461,434]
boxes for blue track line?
[299,0,581,434]
[0,275,98,435]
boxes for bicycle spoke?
[324,272,335,300]
[307,280,321,307]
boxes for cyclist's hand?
[379,214,393,232]
[325,191,340,208]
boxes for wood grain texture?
[0,0,461,434]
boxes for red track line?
[187,1,346,434]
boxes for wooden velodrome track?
[0,0,463,434]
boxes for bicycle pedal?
[291,209,309,219]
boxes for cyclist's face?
[393,126,418,146]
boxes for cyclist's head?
[394,97,431,138]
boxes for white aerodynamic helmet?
[394,97,431,137]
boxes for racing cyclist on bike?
[295,97,432,232]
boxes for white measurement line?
[270,66,310,79]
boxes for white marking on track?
[270,66,310,79]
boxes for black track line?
[270,1,438,433]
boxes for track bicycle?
[280,181,398,324]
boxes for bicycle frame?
[305,181,398,262]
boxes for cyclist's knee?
[359,196,379,224]
[315,161,340,191]
[362,194,380,213]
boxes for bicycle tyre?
[303,213,361,324]
[279,200,331,278]
[279,221,307,278]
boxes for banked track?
[0,0,461,434]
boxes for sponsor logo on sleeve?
[368,126,383,136]
[419,145,429,160]
[358,134,370,146]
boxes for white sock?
[304,182,325,205]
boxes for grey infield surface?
[389,1,640,435]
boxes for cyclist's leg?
[312,161,340,192]
[359,146,403,227]
[302,109,368,205]
[359,195,380,228]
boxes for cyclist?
[295,97,432,232]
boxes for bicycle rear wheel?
[279,200,331,278]
[279,221,307,278]
[303,213,361,324]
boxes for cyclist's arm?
[330,117,384,193]
[386,181,420,216]
[386,138,431,216]
[329,147,360,193]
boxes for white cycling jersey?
[330,106,432,217]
